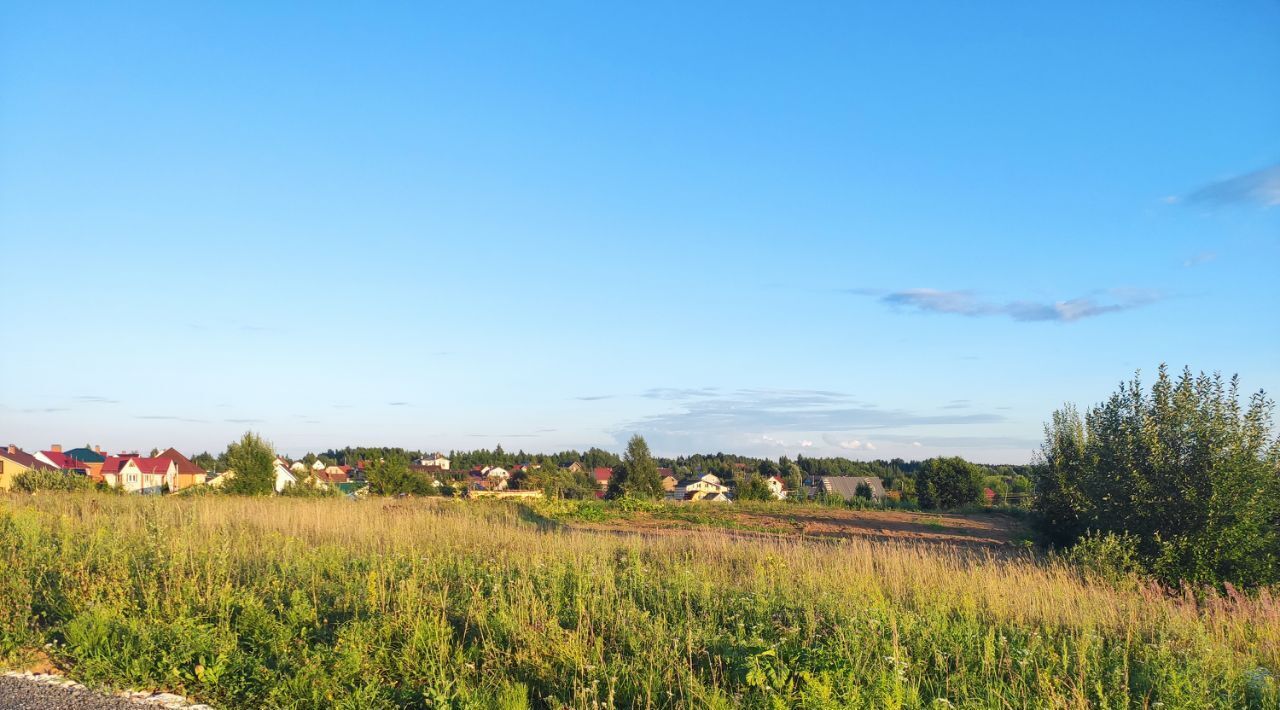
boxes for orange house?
[154,448,208,491]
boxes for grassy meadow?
[0,493,1277,709]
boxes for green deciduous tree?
[1034,366,1280,587]
[607,435,662,499]
[366,454,435,496]
[916,456,984,510]
[736,473,773,501]
[223,432,277,495]
[781,459,807,502]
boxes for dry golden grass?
[1,493,1276,708]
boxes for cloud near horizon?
[872,288,1162,322]
[617,388,1002,442]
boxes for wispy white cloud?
[1183,163,1280,208]
[1182,252,1217,268]
[872,288,1162,322]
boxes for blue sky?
[2,2,1277,463]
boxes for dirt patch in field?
[570,507,1025,548]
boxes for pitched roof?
[63,447,106,463]
[155,447,204,474]
[315,468,349,483]
[100,455,133,475]
[0,447,54,470]
[40,450,89,470]
[128,457,173,475]
[819,476,885,500]
[593,467,613,482]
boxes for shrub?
[1035,367,1280,587]
[13,469,92,493]
[1066,530,1144,583]
[916,457,984,510]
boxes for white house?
[482,466,510,491]
[118,458,176,495]
[676,473,732,502]
[290,461,308,473]
[765,475,788,500]
[274,460,297,493]
[418,453,450,470]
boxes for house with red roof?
[117,457,177,495]
[34,444,90,474]
[99,455,133,489]
[154,447,208,491]
[593,467,613,497]
[0,445,55,490]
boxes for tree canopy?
[1034,366,1280,587]
[607,435,663,499]
[223,432,276,496]
[916,456,984,510]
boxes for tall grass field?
[1,494,1276,708]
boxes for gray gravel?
[0,674,140,709]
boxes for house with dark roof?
[816,476,885,502]
[63,446,106,464]
[0,445,55,489]
[64,446,107,480]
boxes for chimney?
[7,444,16,455]
[52,444,63,453]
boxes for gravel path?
[0,674,141,709]
[0,673,214,709]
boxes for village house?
[815,475,885,502]
[274,458,298,492]
[309,464,352,490]
[154,447,208,491]
[765,475,788,500]
[34,445,90,475]
[0,445,55,490]
[99,454,141,489]
[593,467,613,495]
[416,453,450,470]
[117,457,177,495]
[658,468,678,493]
[676,473,732,502]
[63,446,107,481]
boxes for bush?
[1066,530,1144,583]
[1035,367,1280,588]
[916,457,984,510]
[279,482,340,498]
[13,469,92,493]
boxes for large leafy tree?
[735,473,773,501]
[223,432,276,495]
[607,435,663,499]
[366,454,434,496]
[916,456,984,510]
[1034,366,1280,587]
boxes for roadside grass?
[1,493,1276,708]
